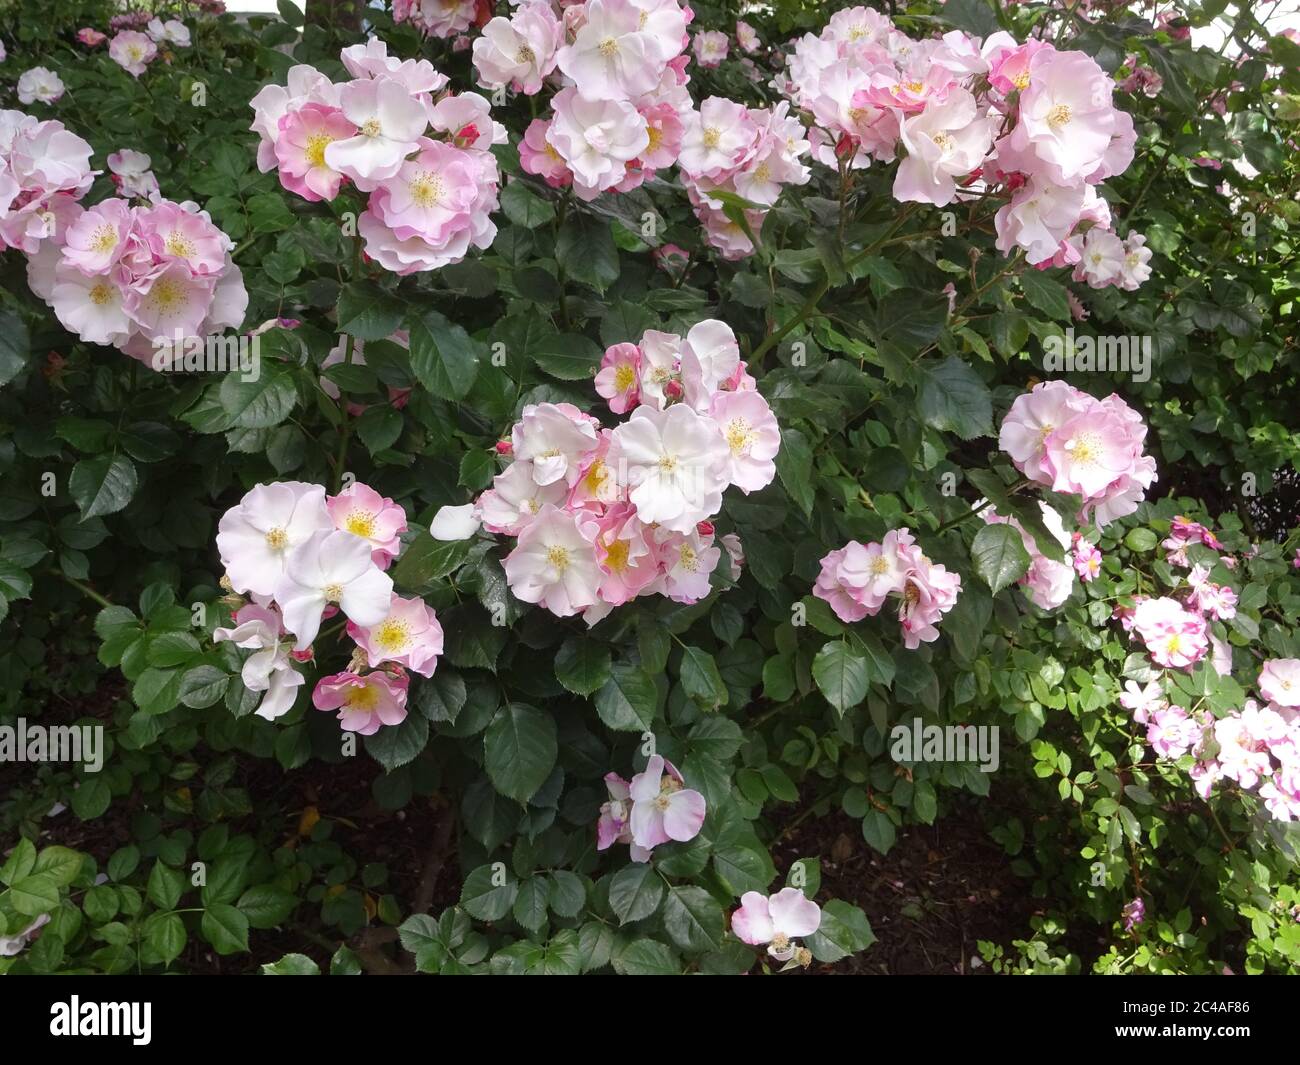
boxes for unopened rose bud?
[495,439,514,456]
[664,379,684,401]
[291,648,315,664]
[696,520,715,537]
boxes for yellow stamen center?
[372,618,412,653]
[305,132,333,168]
[89,282,115,306]
[547,545,570,572]
[265,527,288,550]
[1047,103,1072,129]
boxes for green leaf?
[337,283,405,341]
[805,900,876,963]
[0,308,31,387]
[201,903,250,955]
[875,287,948,348]
[143,913,187,966]
[512,878,549,933]
[555,637,612,696]
[238,885,298,929]
[595,663,658,731]
[679,645,727,709]
[9,873,59,916]
[556,212,620,291]
[364,714,429,772]
[1020,271,1072,320]
[613,938,681,975]
[484,703,557,803]
[69,455,138,520]
[391,531,471,590]
[262,953,321,975]
[147,860,184,910]
[408,310,481,400]
[917,357,992,439]
[31,846,82,888]
[662,886,724,952]
[218,370,297,429]
[812,641,871,715]
[530,332,604,381]
[607,864,664,924]
[500,180,556,227]
[971,522,1031,595]
[460,863,517,921]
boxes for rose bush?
[0,0,1298,976]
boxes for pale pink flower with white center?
[49,265,132,345]
[501,504,602,617]
[371,138,478,239]
[511,401,601,487]
[1147,704,1200,759]
[109,31,157,77]
[680,319,740,410]
[274,529,395,650]
[17,67,65,104]
[1214,703,1283,789]
[106,149,159,199]
[998,380,1085,485]
[814,543,875,623]
[679,97,758,178]
[325,77,429,188]
[628,754,706,851]
[326,482,408,568]
[614,404,729,534]
[1260,660,1300,709]
[519,119,573,187]
[121,263,216,341]
[472,1,562,95]
[636,329,682,409]
[1073,227,1125,288]
[61,199,132,274]
[1191,582,1237,621]
[1044,402,1141,501]
[556,0,669,101]
[595,342,643,414]
[597,772,635,850]
[1119,679,1165,725]
[842,529,915,612]
[340,37,448,94]
[147,18,191,47]
[709,389,780,493]
[275,103,356,202]
[313,670,409,735]
[479,461,569,536]
[731,888,822,961]
[994,178,1090,266]
[347,594,443,676]
[1117,231,1152,291]
[217,482,334,597]
[721,532,744,580]
[1132,597,1208,670]
[892,90,993,207]
[213,606,305,721]
[137,200,228,275]
[638,102,684,171]
[546,87,649,201]
[736,20,760,54]
[693,30,729,68]
[654,525,720,603]
[1007,49,1117,186]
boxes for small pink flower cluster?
[597,755,705,863]
[26,194,247,364]
[677,97,811,259]
[1161,514,1226,568]
[981,501,1075,610]
[249,38,501,275]
[1069,228,1152,291]
[1125,660,1300,821]
[393,0,481,38]
[1130,596,1209,670]
[0,109,93,253]
[433,319,768,622]
[813,528,962,649]
[214,481,443,734]
[998,380,1157,528]
[778,8,1146,272]
[512,0,696,202]
[108,31,158,78]
[1072,533,1102,582]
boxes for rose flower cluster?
[1123,659,1300,822]
[778,7,1148,278]
[215,480,443,735]
[597,755,705,863]
[250,38,502,275]
[2,108,247,364]
[432,319,773,623]
[813,528,963,650]
[999,380,1157,528]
